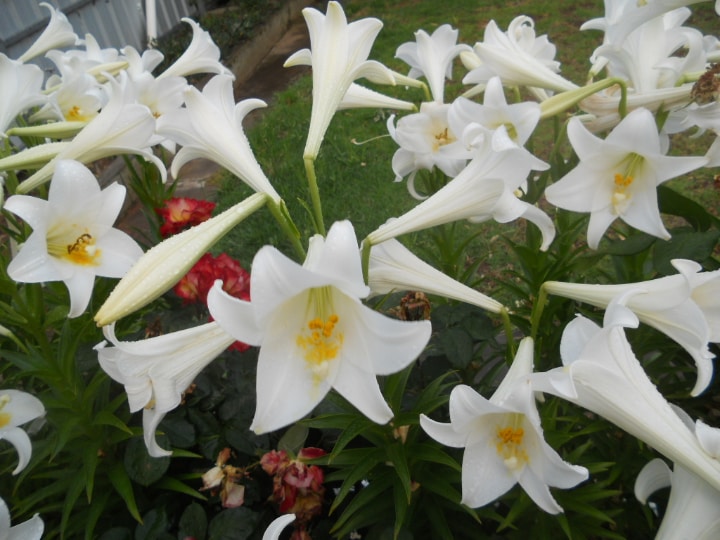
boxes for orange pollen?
[65,233,100,266]
[495,425,528,469]
[297,314,343,367]
[614,173,634,189]
[67,105,83,120]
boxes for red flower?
[174,253,250,305]
[174,252,252,352]
[156,197,216,237]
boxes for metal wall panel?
[1,0,196,62]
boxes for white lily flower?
[0,496,43,539]
[285,1,395,159]
[4,160,143,318]
[386,102,467,195]
[263,514,296,540]
[17,2,79,64]
[0,390,45,475]
[337,83,414,111]
[367,131,554,250]
[636,457,720,539]
[395,24,471,103]
[544,107,708,249]
[96,322,235,457]
[156,74,281,203]
[449,77,541,148]
[0,55,45,135]
[367,237,505,314]
[94,192,267,326]
[207,220,431,434]
[158,18,232,79]
[13,72,165,194]
[545,258,720,395]
[30,72,104,124]
[420,338,588,513]
[463,16,578,94]
[542,294,720,491]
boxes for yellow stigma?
[495,416,528,470]
[296,288,343,382]
[47,225,102,267]
[0,394,12,428]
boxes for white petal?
[634,458,672,504]
[262,514,296,540]
[142,408,172,458]
[332,360,393,424]
[696,420,720,459]
[207,282,263,346]
[0,426,32,475]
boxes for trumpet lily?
[0,55,45,135]
[156,74,281,203]
[395,24,471,103]
[285,1,395,159]
[207,220,431,434]
[11,73,165,194]
[158,18,231,79]
[542,294,720,491]
[544,107,708,249]
[463,16,577,94]
[262,515,296,540]
[17,2,78,64]
[544,258,720,395]
[96,322,236,457]
[420,338,588,513]
[367,237,505,314]
[5,160,143,318]
[0,390,45,475]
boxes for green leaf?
[436,327,474,368]
[123,436,171,486]
[658,184,720,231]
[652,229,720,274]
[134,509,172,540]
[93,410,133,435]
[327,447,386,514]
[179,502,208,540]
[207,507,258,540]
[331,473,395,537]
[153,476,207,500]
[108,463,142,523]
[386,443,412,504]
[278,423,309,454]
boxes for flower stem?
[361,240,372,284]
[268,199,306,260]
[530,283,549,341]
[304,157,326,236]
[500,307,516,360]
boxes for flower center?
[296,288,344,382]
[432,127,455,150]
[0,394,12,428]
[495,415,528,470]
[64,233,101,266]
[611,153,643,215]
[65,105,92,122]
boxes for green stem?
[530,283,549,341]
[361,240,372,285]
[304,157,326,236]
[268,199,306,260]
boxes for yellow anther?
[65,233,100,266]
[614,173,634,188]
[495,421,528,470]
[297,314,343,370]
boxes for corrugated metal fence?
[1,0,197,63]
